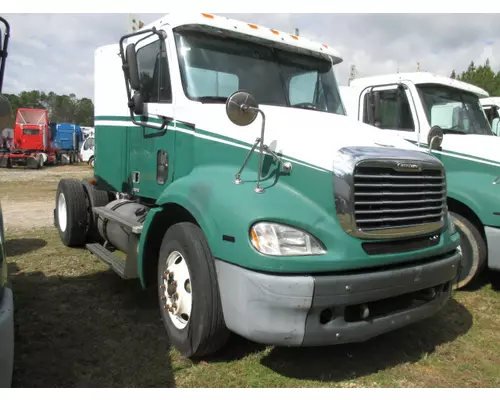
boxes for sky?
[2,13,499,100]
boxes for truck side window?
[363,89,415,131]
[136,38,172,103]
[84,138,94,150]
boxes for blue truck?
[49,122,83,164]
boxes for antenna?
[416,62,420,72]
[294,28,299,36]
[348,64,357,85]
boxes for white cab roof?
[349,72,489,98]
[480,97,500,108]
[136,13,343,65]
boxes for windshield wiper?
[441,128,467,135]
[195,96,228,104]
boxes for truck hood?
[442,133,500,163]
[193,104,423,172]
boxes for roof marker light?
[248,23,258,29]
[290,35,299,40]
[270,29,279,35]
[201,13,214,19]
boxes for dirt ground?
[0,164,92,232]
[3,161,500,388]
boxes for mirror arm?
[253,108,266,193]
[234,137,261,185]
[0,16,11,93]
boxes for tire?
[55,179,89,247]
[451,211,487,289]
[37,154,44,169]
[157,222,229,358]
[89,157,94,168]
[81,181,111,243]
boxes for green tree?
[3,90,94,126]
[454,59,500,96]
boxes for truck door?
[359,83,421,145]
[81,137,94,162]
[128,30,175,199]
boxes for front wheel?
[451,211,487,289]
[88,157,94,168]
[157,222,229,358]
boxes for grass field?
[2,166,500,388]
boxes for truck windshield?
[173,30,345,115]
[416,84,493,136]
[22,128,40,135]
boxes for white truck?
[53,14,461,358]
[480,97,500,135]
[340,72,500,289]
[79,133,95,167]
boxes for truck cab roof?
[349,71,489,98]
[122,13,343,65]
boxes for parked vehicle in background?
[0,14,14,388]
[0,107,83,168]
[50,122,83,164]
[340,71,500,289]
[79,133,95,167]
[53,13,460,358]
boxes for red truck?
[0,107,81,169]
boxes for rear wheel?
[451,211,487,289]
[157,222,229,358]
[55,179,89,247]
[81,181,111,243]
[89,157,94,168]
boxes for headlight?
[447,212,457,236]
[249,222,326,256]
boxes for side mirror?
[366,90,381,127]
[428,125,444,151]
[131,92,144,115]
[0,94,12,131]
[125,43,141,91]
[226,91,259,126]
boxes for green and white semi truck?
[54,14,461,358]
[341,72,500,289]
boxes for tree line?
[451,58,500,96]
[3,90,94,127]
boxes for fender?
[445,163,500,227]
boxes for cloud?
[2,13,500,100]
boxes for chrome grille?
[353,164,446,234]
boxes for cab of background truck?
[341,72,500,288]
[480,96,500,135]
[14,108,49,150]
[94,14,460,275]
